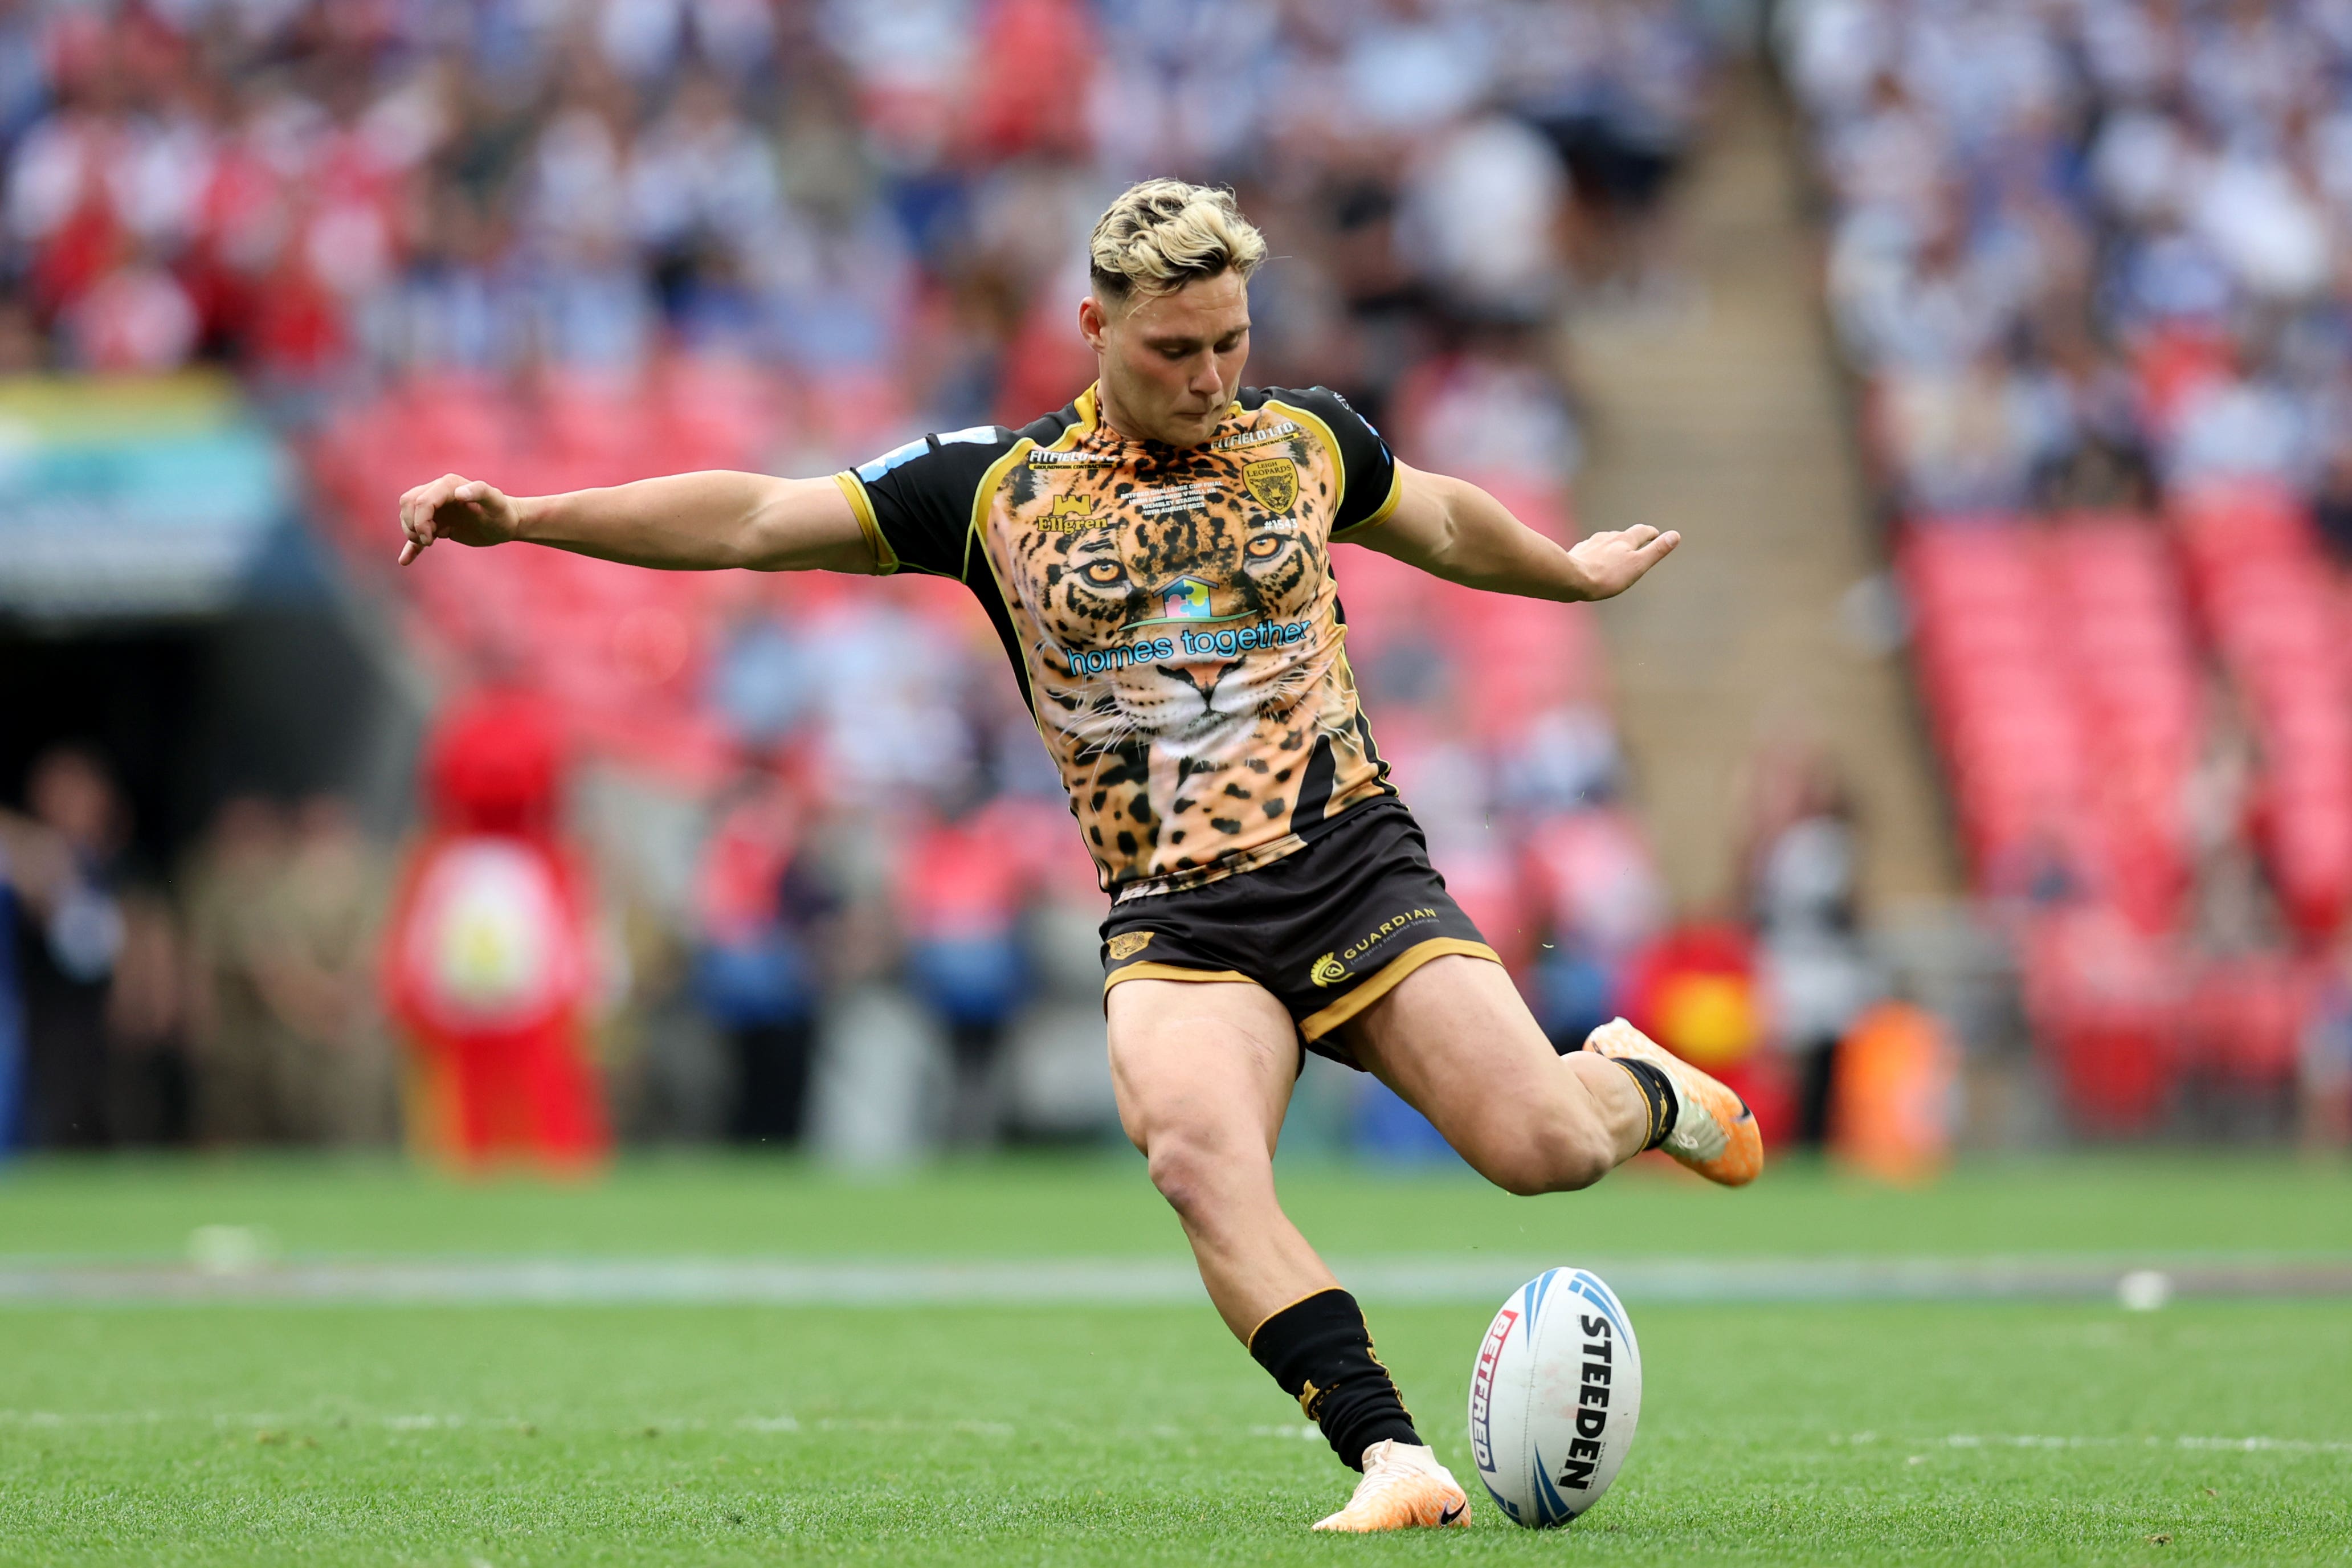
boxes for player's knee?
[1475,1118,1613,1197]
[1546,1126,1618,1192]
[1142,1127,1254,1223]
[1144,1136,1216,1218]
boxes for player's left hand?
[397,473,521,565]
[1568,523,1680,601]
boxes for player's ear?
[1079,294,1110,353]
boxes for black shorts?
[1099,799,1498,1068]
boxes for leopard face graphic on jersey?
[838,385,1405,895]
[1012,472,1315,748]
[982,403,1388,893]
[1033,537,1315,746]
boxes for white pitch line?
[1839,1432,2352,1457]
[0,1410,1017,1436]
[3,1408,2342,1459]
[1,1253,2349,1306]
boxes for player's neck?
[1091,378,1147,444]
[1091,379,1224,449]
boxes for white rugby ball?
[1467,1267,1643,1528]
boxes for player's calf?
[1338,954,1651,1194]
[1464,1107,1619,1197]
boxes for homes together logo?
[1059,615,1310,676]
[1159,576,1214,620]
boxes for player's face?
[1084,271,1251,447]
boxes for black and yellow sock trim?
[1247,1287,1420,1471]
[1608,1056,1680,1152]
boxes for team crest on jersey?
[1243,457,1298,513]
[1108,931,1155,960]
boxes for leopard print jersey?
[839,385,1404,896]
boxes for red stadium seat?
[1902,514,2210,926]
[2180,954,2313,1085]
[2019,905,2183,1135]
[2165,485,2352,936]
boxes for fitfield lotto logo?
[1468,1305,1517,1476]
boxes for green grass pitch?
[2,1153,2349,1566]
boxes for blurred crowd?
[1785,0,2352,519]
[0,681,1681,1160]
[3,708,1966,1166]
[1784,0,2352,1144]
[0,0,1713,448]
[0,745,393,1152]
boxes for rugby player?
[397,180,1760,1531]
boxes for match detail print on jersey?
[835,385,1404,897]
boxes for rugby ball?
[1467,1267,1643,1528]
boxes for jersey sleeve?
[832,425,1020,580]
[1282,386,1403,538]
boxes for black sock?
[1610,1058,1680,1151]
[1248,1288,1421,1470]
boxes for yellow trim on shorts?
[832,471,896,574]
[1102,962,1256,991]
[1297,938,1501,1043]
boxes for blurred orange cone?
[1829,1001,1957,1185]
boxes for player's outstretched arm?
[1355,461,1677,603]
[395,470,874,574]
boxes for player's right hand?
[398,473,520,565]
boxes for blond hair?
[1088,179,1267,305]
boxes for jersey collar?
[1073,383,1248,452]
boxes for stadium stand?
[1782,0,2349,1132]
